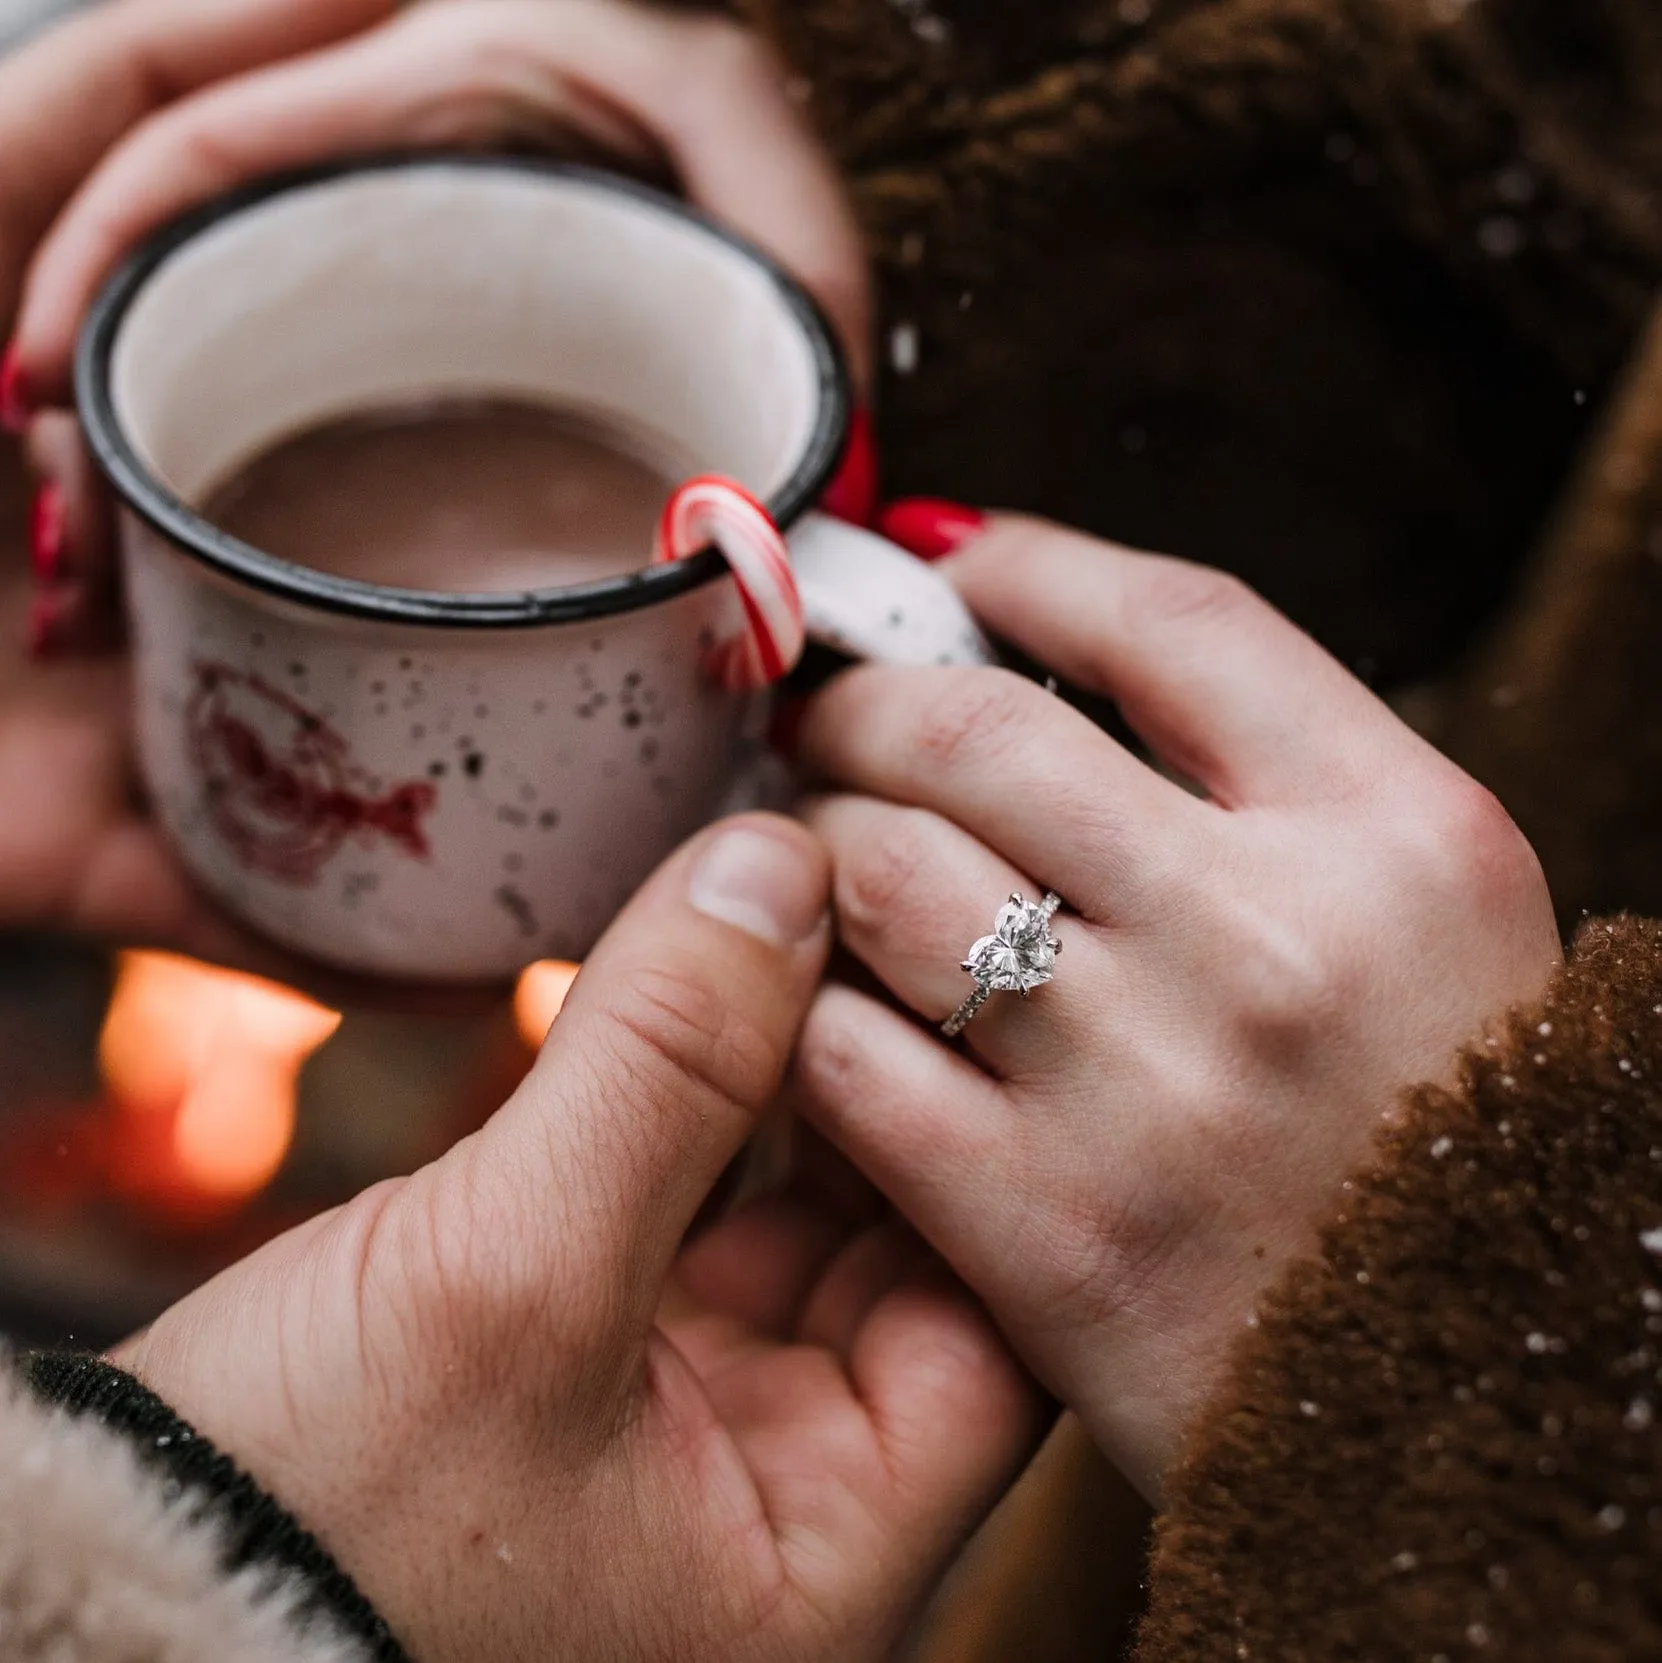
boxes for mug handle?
[713,512,993,816]
[785,512,996,669]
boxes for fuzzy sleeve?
[0,1354,399,1663]
[1136,915,1662,1663]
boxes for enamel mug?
[76,157,992,981]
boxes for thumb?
[472,813,830,1359]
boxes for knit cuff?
[21,1351,408,1663]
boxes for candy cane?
[654,476,804,691]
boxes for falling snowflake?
[885,0,952,46]
[889,322,920,375]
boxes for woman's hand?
[0,0,866,971]
[5,0,868,422]
[790,516,1562,1499]
[115,813,1039,1661]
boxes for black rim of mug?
[75,154,851,629]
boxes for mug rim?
[75,154,851,629]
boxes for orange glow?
[513,959,580,1048]
[99,951,341,1209]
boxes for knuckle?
[603,962,780,1118]
[1203,893,1348,1057]
[398,32,526,145]
[162,112,245,185]
[1447,780,1541,889]
[678,13,771,81]
[910,669,1035,774]
[1233,912,1344,1045]
[833,810,936,941]
[1404,773,1544,905]
[1126,558,1257,638]
[795,993,885,1116]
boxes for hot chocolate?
[201,398,677,592]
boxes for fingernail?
[878,498,987,561]
[689,824,827,946]
[30,483,64,584]
[0,344,31,435]
[820,403,878,527]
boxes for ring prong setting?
[943,890,1065,1036]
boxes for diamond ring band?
[942,891,1064,1038]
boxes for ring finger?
[802,793,1102,1080]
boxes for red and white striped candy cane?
[654,476,804,692]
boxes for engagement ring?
[942,891,1063,1037]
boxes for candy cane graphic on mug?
[654,476,805,692]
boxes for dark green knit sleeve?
[22,1351,410,1663]
[1136,915,1662,1663]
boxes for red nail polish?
[0,344,31,436]
[30,483,64,585]
[877,498,986,561]
[820,403,878,527]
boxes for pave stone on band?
[942,891,1063,1038]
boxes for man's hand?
[115,814,1040,1661]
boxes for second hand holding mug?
[76,158,992,981]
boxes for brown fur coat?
[739,0,1662,927]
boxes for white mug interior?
[106,161,827,574]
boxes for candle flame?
[99,951,340,1210]
[513,960,579,1049]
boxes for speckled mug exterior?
[78,159,992,981]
